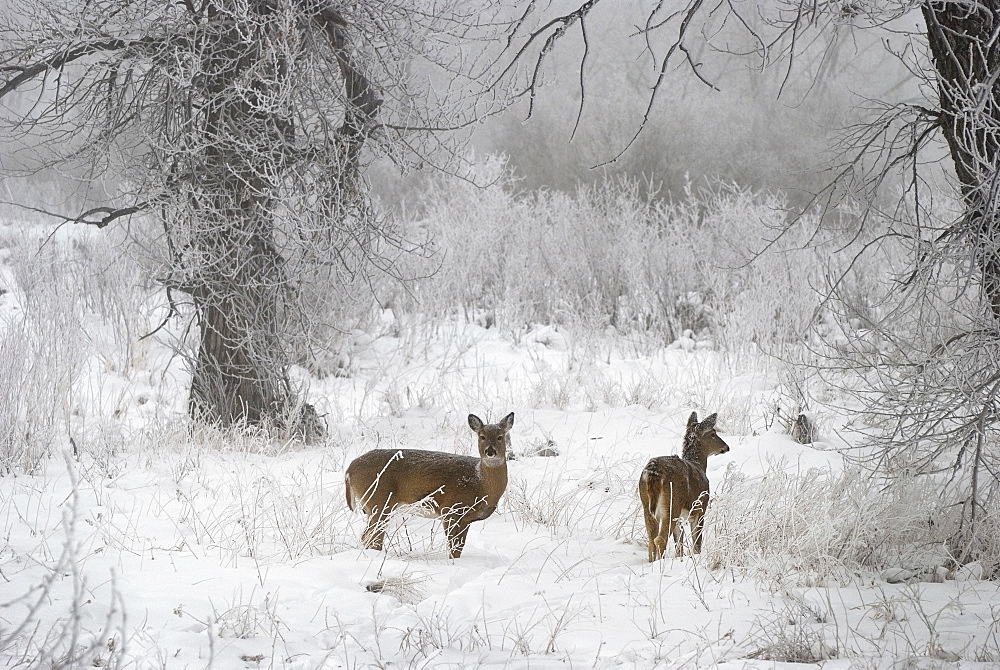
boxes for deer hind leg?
[639,477,660,562]
[649,492,675,562]
[650,522,668,562]
[672,515,687,557]
[690,494,708,553]
[361,508,389,551]
[642,507,659,563]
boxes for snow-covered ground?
[1,225,998,669]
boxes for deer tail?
[640,461,661,518]
[345,472,355,511]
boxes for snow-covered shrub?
[704,463,949,584]
[0,322,42,473]
[0,236,88,472]
[386,159,896,372]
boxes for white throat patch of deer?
[638,411,730,561]
[345,412,513,559]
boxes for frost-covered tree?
[515,0,1000,558]
[446,0,1000,559]
[0,0,513,435]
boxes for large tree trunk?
[185,0,304,434]
[185,175,302,430]
[922,0,1000,322]
[181,0,377,437]
[188,227,293,429]
[921,0,1000,559]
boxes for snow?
[1,273,998,668]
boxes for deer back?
[346,449,479,512]
[640,455,710,515]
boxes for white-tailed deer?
[638,411,730,561]
[345,412,513,558]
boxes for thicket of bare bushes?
[2,166,847,464]
[371,160,888,360]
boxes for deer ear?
[700,413,718,430]
[501,412,515,430]
[468,414,484,431]
[687,411,699,428]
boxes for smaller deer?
[345,412,513,558]
[638,411,730,561]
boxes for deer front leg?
[690,493,709,554]
[690,511,706,554]
[443,510,473,559]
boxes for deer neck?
[682,438,709,472]
[477,457,508,500]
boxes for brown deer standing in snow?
[345,412,513,558]
[638,411,730,561]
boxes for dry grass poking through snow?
[3,350,1000,668]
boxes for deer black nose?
[486,446,496,457]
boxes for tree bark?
[185,0,300,433]
[187,231,293,429]
[183,0,379,437]
[922,0,1000,322]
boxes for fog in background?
[369,3,925,211]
